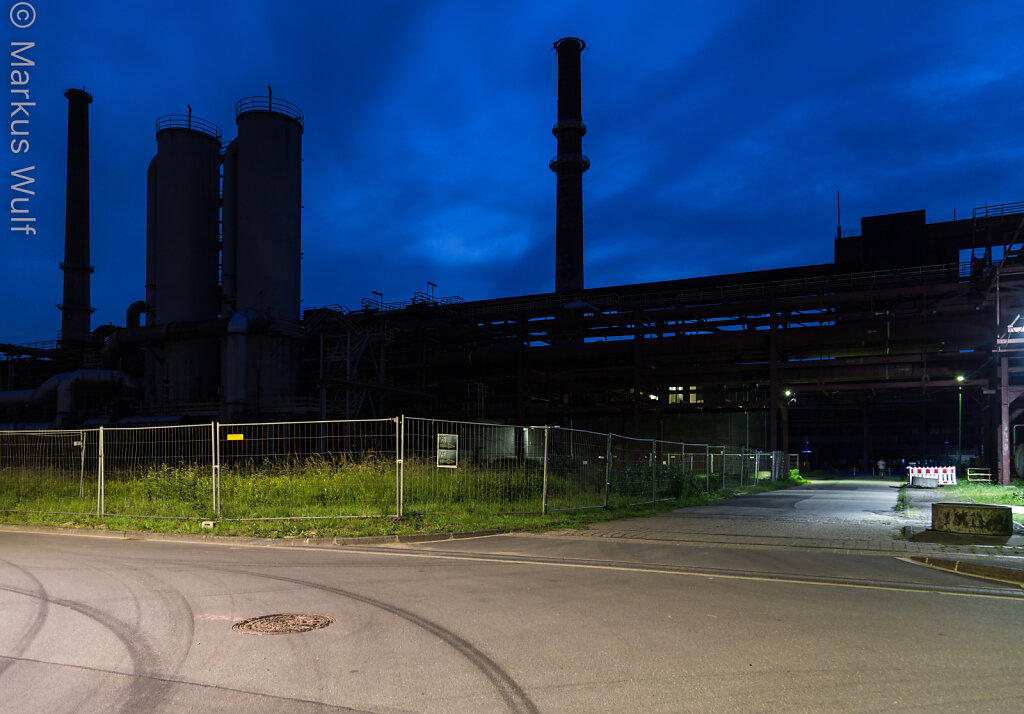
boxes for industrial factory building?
[2,39,1024,484]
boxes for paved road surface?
[2,478,1022,712]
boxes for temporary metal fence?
[0,418,796,521]
[0,429,98,515]
[401,418,547,515]
[101,424,215,519]
[217,419,398,519]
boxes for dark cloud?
[2,1,1022,344]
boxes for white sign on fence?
[437,433,458,468]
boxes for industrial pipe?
[100,317,227,359]
[126,300,149,329]
[0,369,136,426]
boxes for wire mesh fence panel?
[753,452,772,482]
[739,451,759,486]
[401,418,545,514]
[607,434,658,507]
[651,438,689,501]
[545,428,611,511]
[708,446,727,490]
[102,425,215,518]
[0,416,762,522]
[682,444,711,493]
[722,450,744,489]
[0,429,99,515]
[218,419,398,519]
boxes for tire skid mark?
[75,551,200,706]
[90,562,145,632]
[67,558,164,713]
[209,565,539,714]
[0,653,371,712]
[116,561,197,675]
[0,583,170,713]
[0,558,49,677]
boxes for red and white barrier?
[907,466,957,485]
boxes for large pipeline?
[0,369,136,426]
[99,317,227,358]
[126,300,149,329]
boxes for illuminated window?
[668,386,703,404]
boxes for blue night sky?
[3,1,1023,344]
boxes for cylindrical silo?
[145,155,158,314]
[232,95,303,321]
[224,95,304,415]
[220,138,239,316]
[148,114,223,404]
[143,154,159,404]
[152,115,222,324]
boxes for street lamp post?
[956,375,965,476]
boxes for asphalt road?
[2,479,1023,713]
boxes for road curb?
[0,523,508,547]
[908,555,1024,587]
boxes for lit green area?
[938,478,1024,523]
[0,459,806,538]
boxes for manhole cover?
[232,613,335,635]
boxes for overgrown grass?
[936,478,1024,523]
[894,485,911,515]
[0,458,808,538]
[221,456,397,518]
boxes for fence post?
[397,416,404,518]
[78,430,86,498]
[604,433,611,508]
[650,440,657,503]
[721,447,726,490]
[97,426,104,517]
[541,426,549,515]
[211,422,219,517]
[681,444,686,494]
[739,447,745,487]
[704,443,710,493]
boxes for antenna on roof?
[835,189,842,241]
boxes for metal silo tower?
[146,112,222,404]
[221,93,304,416]
[227,94,303,321]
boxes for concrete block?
[931,502,1013,536]
[910,475,939,488]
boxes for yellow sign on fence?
[227,434,244,441]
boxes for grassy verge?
[894,484,911,515]
[933,478,1024,523]
[0,476,807,539]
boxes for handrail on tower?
[155,114,223,141]
[235,95,304,127]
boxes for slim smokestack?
[550,37,589,294]
[59,88,94,344]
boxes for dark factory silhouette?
[1,38,1023,484]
